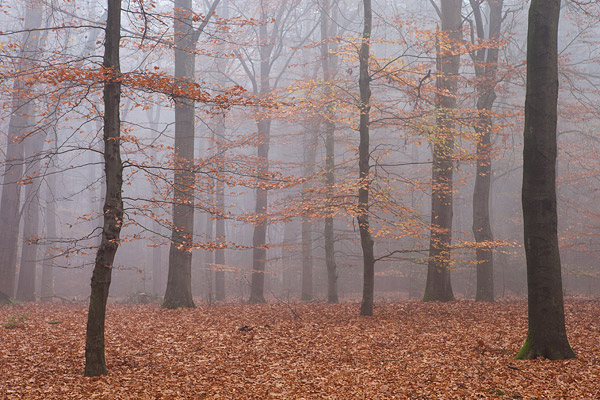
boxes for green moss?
[515,331,532,359]
[3,312,30,329]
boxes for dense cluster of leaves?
[1,299,599,399]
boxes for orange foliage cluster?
[1,299,599,399]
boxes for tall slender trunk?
[516,0,575,360]
[213,0,229,302]
[84,0,122,376]
[321,0,339,303]
[0,2,43,298]
[470,0,503,302]
[249,11,273,304]
[248,120,271,303]
[40,168,56,302]
[163,0,198,309]
[204,203,214,303]
[15,130,46,301]
[146,105,163,297]
[423,0,461,302]
[301,124,317,301]
[358,0,375,316]
[214,130,226,301]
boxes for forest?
[1,0,600,398]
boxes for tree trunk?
[249,120,270,304]
[249,11,273,304]
[204,207,214,303]
[16,130,46,301]
[470,0,503,303]
[84,0,123,376]
[516,0,575,360]
[0,1,43,298]
[358,0,375,316]
[213,1,228,302]
[163,0,198,309]
[214,169,226,301]
[423,0,461,302]
[40,170,56,302]
[321,0,339,304]
[301,125,317,301]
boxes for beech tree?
[358,0,375,316]
[515,0,575,360]
[469,0,504,302]
[0,0,43,298]
[163,0,220,309]
[84,0,123,376]
[320,0,339,304]
[15,122,46,301]
[423,0,461,302]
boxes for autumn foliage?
[1,299,599,399]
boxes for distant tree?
[15,122,46,301]
[163,0,220,309]
[358,0,375,316]
[469,0,504,302]
[320,0,339,304]
[84,0,123,377]
[515,0,575,360]
[301,121,317,301]
[40,167,57,302]
[423,0,461,302]
[0,1,44,298]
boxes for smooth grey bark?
[163,0,197,309]
[281,217,295,294]
[40,170,56,302]
[470,0,503,303]
[515,0,575,360]
[163,0,220,309]
[320,0,339,303]
[204,205,214,303]
[248,118,271,304]
[301,124,317,301]
[146,105,163,297]
[213,0,229,302]
[0,1,43,298]
[84,0,123,376]
[358,0,375,316]
[248,4,275,304]
[423,0,461,302]
[15,127,46,301]
[214,171,226,301]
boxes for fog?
[1,0,599,305]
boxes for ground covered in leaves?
[1,299,599,399]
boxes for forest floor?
[0,299,599,399]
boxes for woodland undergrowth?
[1,299,599,399]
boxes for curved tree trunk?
[516,0,575,360]
[423,0,461,302]
[358,0,375,316]
[84,0,122,376]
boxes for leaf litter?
[1,299,599,399]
